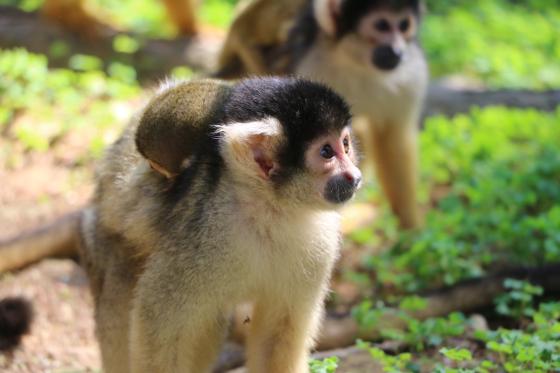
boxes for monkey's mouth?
[372,46,402,71]
[324,176,359,204]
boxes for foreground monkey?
[218,0,429,229]
[3,77,361,372]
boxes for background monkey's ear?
[216,118,283,180]
[135,79,232,178]
[313,0,341,36]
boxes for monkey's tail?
[0,211,82,273]
[0,297,33,351]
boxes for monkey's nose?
[372,45,402,70]
[343,171,362,189]
[324,171,361,204]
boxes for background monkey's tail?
[0,211,82,273]
[0,297,33,351]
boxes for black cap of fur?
[225,77,351,173]
[0,297,33,351]
[338,0,422,37]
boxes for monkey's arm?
[129,249,229,373]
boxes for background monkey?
[3,77,360,372]
[217,0,428,229]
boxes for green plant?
[357,340,416,373]
[353,105,560,372]
[309,356,339,373]
[494,279,543,319]
[357,301,560,372]
[0,48,139,156]
[353,298,466,352]
[475,302,560,372]
[422,0,560,88]
[362,107,560,293]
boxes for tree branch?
[317,263,560,350]
[425,84,560,117]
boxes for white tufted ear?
[215,118,283,180]
[313,0,342,36]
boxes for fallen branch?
[317,263,560,349]
[425,84,560,117]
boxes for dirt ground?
[0,260,99,372]
[0,128,100,372]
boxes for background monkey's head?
[313,0,423,71]
[218,77,362,210]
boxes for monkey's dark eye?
[375,19,391,32]
[343,137,350,153]
[320,144,335,159]
[399,18,410,32]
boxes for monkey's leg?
[162,0,198,36]
[129,258,228,373]
[95,263,136,373]
[369,122,421,229]
[246,295,325,373]
[79,216,139,373]
[129,299,227,373]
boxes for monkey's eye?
[320,144,336,159]
[399,18,410,32]
[374,19,391,32]
[343,137,350,154]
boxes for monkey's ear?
[314,0,341,36]
[216,119,282,180]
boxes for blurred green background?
[0,0,559,372]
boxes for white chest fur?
[228,206,341,299]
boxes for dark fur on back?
[0,297,33,351]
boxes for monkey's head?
[218,77,362,209]
[314,0,422,71]
[136,78,360,210]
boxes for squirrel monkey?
[1,77,361,372]
[217,0,429,229]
